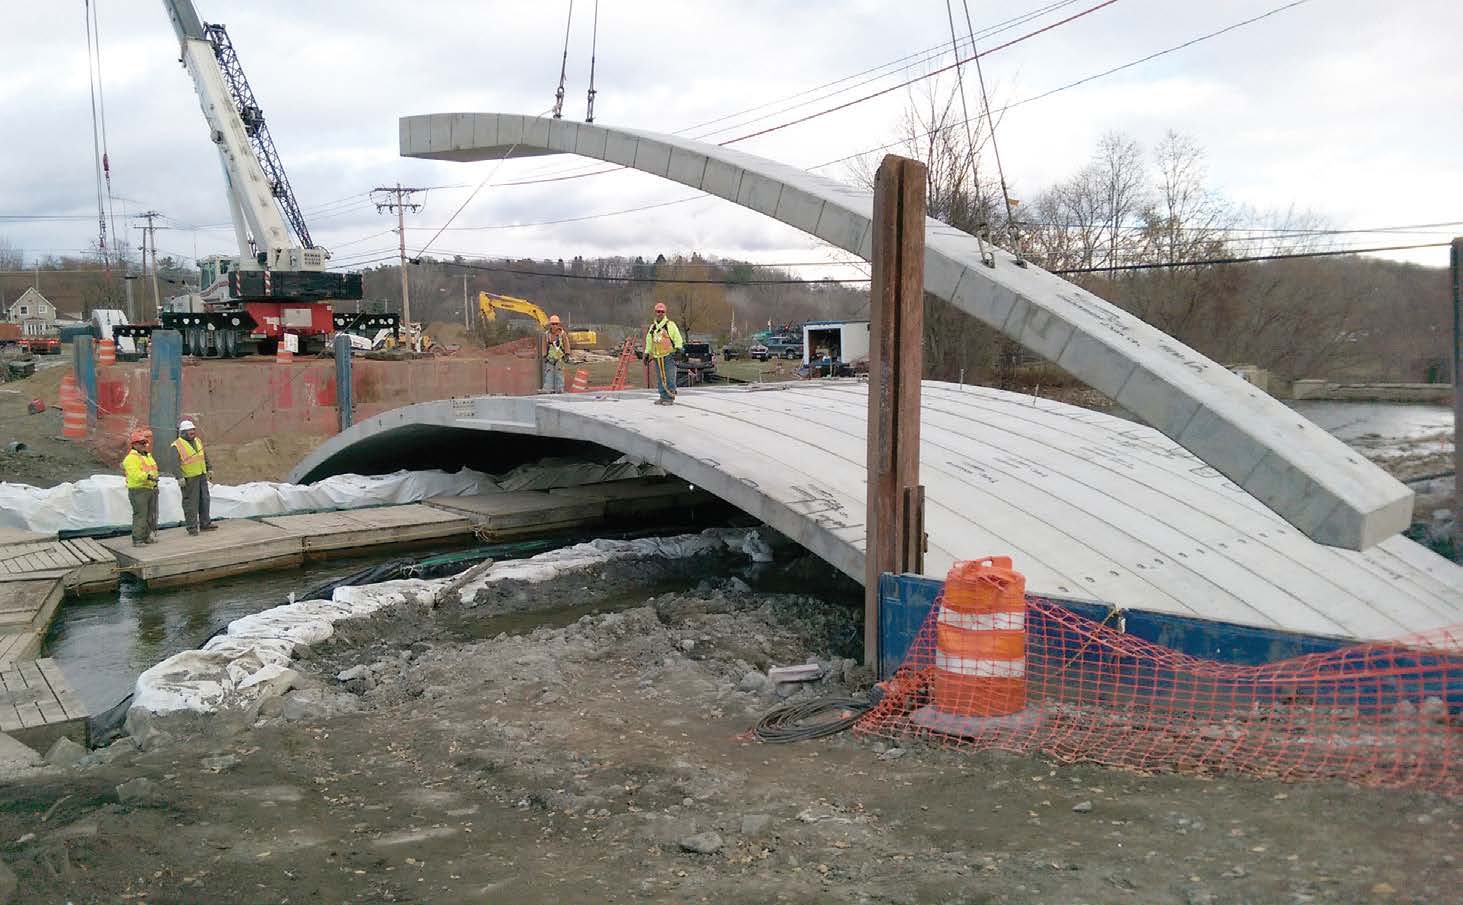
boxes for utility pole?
[1451,237,1461,559]
[136,210,162,319]
[462,274,470,330]
[372,185,423,347]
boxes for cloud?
[2,0,1457,274]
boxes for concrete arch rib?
[399,112,1410,550]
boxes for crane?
[151,0,371,357]
[478,291,597,346]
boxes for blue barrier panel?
[149,330,183,473]
[877,572,1459,712]
[334,334,353,432]
[73,335,97,429]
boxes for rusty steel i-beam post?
[865,154,928,666]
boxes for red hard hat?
[654,302,667,313]
[128,428,150,445]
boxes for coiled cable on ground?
[753,696,872,744]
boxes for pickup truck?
[763,336,803,360]
[675,342,717,384]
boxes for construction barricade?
[60,373,88,439]
[74,336,541,456]
[859,558,1460,794]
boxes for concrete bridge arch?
[395,111,1411,550]
[292,383,1461,643]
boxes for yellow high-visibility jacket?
[173,436,207,479]
[544,329,571,365]
[644,317,683,360]
[123,450,159,490]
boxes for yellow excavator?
[477,291,597,347]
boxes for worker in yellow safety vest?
[122,429,159,546]
[173,419,216,535]
[644,302,684,405]
[542,314,572,393]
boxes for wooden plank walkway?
[100,520,304,587]
[0,579,64,669]
[262,503,472,553]
[0,657,88,751]
[0,537,116,592]
[424,490,607,540]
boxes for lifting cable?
[961,0,1027,265]
[585,0,599,122]
[551,0,574,119]
[90,0,119,270]
[942,0,996,268]
[82,0,110,269]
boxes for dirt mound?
[204,434,324,484]
[0,364,108,486]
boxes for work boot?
[187,528,200,536]
[201,524,219,531]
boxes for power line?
[427,259,871,286]
[689,0,1086,143]
[719,0,1122,147]
[479,0,1121,191]
[1049,241,1451,274]
[811,0,1315,171]
[507,0,1089,185]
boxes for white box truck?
[803,320,870,376]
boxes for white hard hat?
[178,419,196,431]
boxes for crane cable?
[962,0,1027,266]
[585,0,599,122]
[90,0,119,271]
[552,0,574,119]
[943,0,996,269]
[82,0,109,269]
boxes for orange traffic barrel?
[96,338,116,365]
[571,369,590,393]
[60,372,88,439]
[931,556,1027,718]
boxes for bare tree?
[0,237,22,271]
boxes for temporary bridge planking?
[95,482,693,586]
[0,537,117,592]
[260,503,472,553]
[0,657,89,751]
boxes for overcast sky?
[2,0,1459,280]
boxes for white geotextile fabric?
[129,528,771,718]
[0,458,664,534]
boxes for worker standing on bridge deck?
[122,429,159,546]
[542,315,571,393]
[173,419,216,535]
[645,302,684,405]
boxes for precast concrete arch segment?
[398,112,1411,551]
[291,383,1462,644]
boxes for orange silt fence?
[933,557,1028,718]
[60,372,88,439]
[859,560,1462,794]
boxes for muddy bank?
[2,548,1455,905]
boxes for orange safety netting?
[858,597,1460,794]
[82,336,541,460]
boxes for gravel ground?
[0,553,1455,904]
